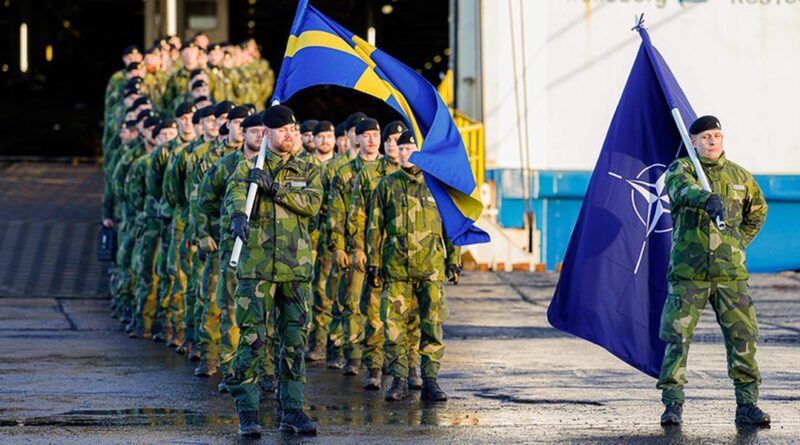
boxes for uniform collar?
[699,151,726,168]
[401,166,423,182]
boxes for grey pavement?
[1,271,799,444]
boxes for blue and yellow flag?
[272,0,489,245]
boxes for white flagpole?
[229,128,269,268]
[670,108,726,230]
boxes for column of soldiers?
[101,38,461,438]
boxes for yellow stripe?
[446,185,483,221]
[353,69,390,101]
[285,30,357,58]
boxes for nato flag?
[547,26,697,378]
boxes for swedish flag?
[272,0,490,245]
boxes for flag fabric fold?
[547,26,696,378]
[272,0,489,245]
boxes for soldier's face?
[336,135,349,154]
[358,130,381,156]
[347,127,358,149]
[267,124,295,154]
[691,130,724,161]
[314,132,335,155]
[158,128,178,145]
[228,118,244,144]
[399,143,418,168]
[301,132,315,150]
[209,49,224,65]
[178,114,194,135]
[182,47,199,66]
[245,126,265,150]
[384,133,400,161]
[193,85,210,97]
[202,115,218,138]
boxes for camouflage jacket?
[666,152,767,282]
[185,138,217,239]
[197,148,246,247]
[191,141,240,243]
[125,151,153,229]
[348,157,400,253]
[328,155,381,252]
[366,167,459,282]
[230,150,322,282]
[111,141,145,224]
[317,153,355,252]
[145,142,173,220]
[162,135,196,219]
[304,153,336,250]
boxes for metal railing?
[452,110,485,189]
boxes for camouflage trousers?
[165,215,187,338]
[153,219,174,329]
[196,249,222,361]
[132,219,161,331]
[382,280,446,379]
[183,228,202,344]
[657,280,761,405]
[321,260,345,359]
[309,252,343,355]
[217,247,239,375]
[111,220,137,316]
[361,283,420,371]
[228,279,311,412]
[340,264,365,362]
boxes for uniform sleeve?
[274,164,323,218]
[444,227,460,266]
[666,158,712,210]
[196,163,223,240]
[162,153,179,210]
[347,172,368,253]
[190,155,213,239]
[740,173,768,247]
[230,160,251,215]
[327,172,347,251]
[366,180,386,269]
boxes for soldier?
[349,120,422,390]
[328,118,383,376]
[127,116,163,338]
[163,40,203,114]
[104,46,142,112]
[193,105,252,377]
[366,130,460,402]
[335,122,349,155]
[657,116,769,427]
[227,105,320,436]
[299,119,318,157]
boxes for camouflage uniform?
[657,153,768,405]
[147,142,176,335]
[227,150,322,413]
[328,155,377,364]
[366,167,459,380]
[348,157,421,371]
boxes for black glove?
[705,194,727,222]
[446,264,461,285]
[366,266,382,289]
[248,168,280,196]
[198,249,208,262]
[231,212,250,243]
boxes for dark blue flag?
[547,25,697,378]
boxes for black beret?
[219,122,229,136]
[124,120,138,129]
[132,96,150,108]
[261,105,297,129]
[189,68,205,79]
[345,112,367,130]
[355,118,380,135]
[382,120,407,142]
[335,122,347,138]
[313,120,335,135]
[196,105,215,119]
[175,102,197,117]
[208,42,223,51]
[153,119,178,137]
[125,77,144,89]
[190,80,207,90]
[213,100,236,117]
[143,47,156,56]
[689,115,722,135]
[397,130,416,146]
[122,45,141,56]
[182,40,198,49]
[136,109,152,122]
[228,105,254,120]
[126,62,143,71]
[193,96,210,105]
[123,88,139,99]
[300,119,319,134]
[241,114,264,129]
[143,116,161,129]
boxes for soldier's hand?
[335,249,350,268]
[231,212,250,243]
[102,218,114,229]
[446,264,462,285]
[198,235,218,253]
[705,194,727,222]
[353,249,367,272]
[247,168,279,196]
[366,266,382,289]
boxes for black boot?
[151,320,166,342]
[176,340,192,354]
[326,356,345,369]
[305,343,326,362]
[342,359,361,376]
[735,403,770,426]
[363,368,382,390]
[408,367,422,390]
[218,375,230,393]
[279,409,317,435]
[187,344,202,361]
[421,378,448,401]
[237,410,262,437]
[385,377,408,401]
[194,360,219,377]
[660,402,683,426]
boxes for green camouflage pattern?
[666,153,767,282]
[657,280,761,405]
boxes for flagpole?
[670,108,726,230]
[229,123,270,268]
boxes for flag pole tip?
[631,13,646,31]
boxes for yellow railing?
[452,110,485,189]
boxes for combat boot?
[167,330,183,349]
[385,377,408,401]
[124,319,135,334]
[119,308,131,324]
[151,320,166,342]
[260,375,277,394]
[421,378,448,401]
[194,360,219,377]
[363,368,382,390]
[176,340,192,354]
[218,375,230,393]
[237,410,262,437]
[279,409,317,435]
[735,404,770,426]
[187,344,202,361]
[305,343,326,362]
[342,359,361,376]
[326,356,345,369]
[164,324,175,345]
[408,367,422,390]
[660,402,683,426]
[129,326,151,339]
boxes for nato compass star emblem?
[608,164,672,274]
